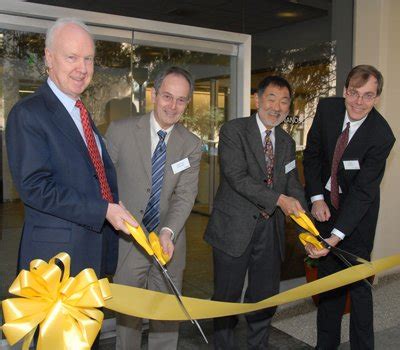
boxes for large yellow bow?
[1,252,111,350]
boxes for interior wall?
[354,0,400,271]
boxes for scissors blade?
[329,249,374,289]
[152,256,209,344]
[316,235,372,265]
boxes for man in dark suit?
[204,76,306,349]
[303,65,395,349]
[6,17,136,277]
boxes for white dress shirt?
[149,112,175,240]
[47,78,102,155]
[256,113,276,151]
[311,111,368,239]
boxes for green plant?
[304,255,319,268]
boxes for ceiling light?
[277,11,299,18]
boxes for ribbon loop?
[1,252,110,349]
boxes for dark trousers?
[212,217,281,350]
[316,253,374,350]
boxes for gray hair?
[154,66,194,97]
[45,17,93,49]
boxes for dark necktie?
[264,130,274,188]
[75,100,113,202]
[142,130,167,232]
[330,122,350,209]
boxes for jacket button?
[140,210,144,214]
[253,215,258,219]
[146,188,151,193]
[93,174,98,179]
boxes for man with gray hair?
[6,17,137,281]
[106,66,202,349]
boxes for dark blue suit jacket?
[6,82,119,276]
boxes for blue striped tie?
[142,130,167,232]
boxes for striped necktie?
[142,130,167,232]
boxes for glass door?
[131,32,237,215]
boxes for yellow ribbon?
[1,252,111,350]
[2,252,400,348]
[105,253,400,320]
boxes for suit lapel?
[133,114,152,179]
[40,83,94,169]
[165,124,184,170]
[246,115,268,177]
[329,103,347,163]
[345,109,374,151]
[273,127,286,185]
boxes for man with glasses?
[106,66,202,350]
[303,65,395,349]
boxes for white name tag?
[285,160,296,174]
[171,158,190,174]
[343,160,360,170]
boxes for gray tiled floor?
[98,318,312,349]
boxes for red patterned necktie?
[330,122,350,209]
[75,100,113,202]
[264,130,274,188]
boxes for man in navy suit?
[303,65,395,349]
[6,17,137,277]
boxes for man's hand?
[277,194,305,216]
[159,228,175,258]
[304,234,341,258]
[106,201,138,235]
[311,200,331,222]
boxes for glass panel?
[251,41,337,150]
[0,29,46,303]
[83,40,132,134]
[131,45,233,215]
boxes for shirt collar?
[256,113,275,137]
[150,111,174,135]
[47,78,77,114]
[344,110,368,128]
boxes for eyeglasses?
[158,92,189,106]
[345,89,377,102]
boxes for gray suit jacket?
[105,113,202,275]
[204,114,306,259]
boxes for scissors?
[125,221,209,344]
[291,212,373,288]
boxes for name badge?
[285,160,296,174]
[171,158,190,174]
[343,160,360,170]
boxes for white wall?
[354,0,400,271]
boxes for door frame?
[0,0,251,118]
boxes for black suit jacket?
[303,97,395,253]
[6,82,119,276]
[204,114,306,258]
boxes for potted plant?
[304,256,351,314]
